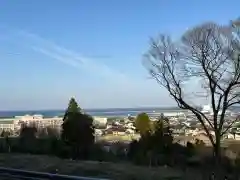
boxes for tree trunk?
[72,146,79,160]
[213,133,224,180]
[214,134,221,161]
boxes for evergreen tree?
[61,97,94,159]
[20,123,37,139]
[19,123,37,153]
[0,130,5,137]
[152,117,173,152]
[64,97,81,115]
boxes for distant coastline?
[0,106,182,112]
[0,107,183,118]
[0,106,239,119]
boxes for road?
[0,167,110,180]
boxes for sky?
[0,0,239,110]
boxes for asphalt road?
[0,167,110,180]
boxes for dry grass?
[98,134,140,142]
[0,153,200,180]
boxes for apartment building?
[0,120,15,131]
[0,114,108,132]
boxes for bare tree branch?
[221,115,240,136]
[143,21,240,151]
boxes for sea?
[0,107,183,118]
[0,106,239,119]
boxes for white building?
[201,104,232,116]
[93,117,107,126]
[201,105,213,114]
[0,114,108,132]
[0,120,15,131]
[163,112,186,117]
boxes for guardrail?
[0,167,110,180]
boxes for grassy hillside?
[0,154,200,180]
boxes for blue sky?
[0,0,239,110]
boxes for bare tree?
[143,22,240,169]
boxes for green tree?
[150,115,173,156]
[64,97,81,116]
[37,128,48,138]
[129,115,175,166]
[20,123,37,139]
[46,126,60,138]
[61,98,94,159]
[135,113,151,136]
[0,130,11,153]
[19,123,38,153]
[195,139,205,147]
[0,130,10,138]
[151,113,170,133]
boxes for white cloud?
[17,31,129,83]
[0,29,179,109]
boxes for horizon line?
[0,106,185,112]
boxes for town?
[1,1,240,179]
[0,104,239,147]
